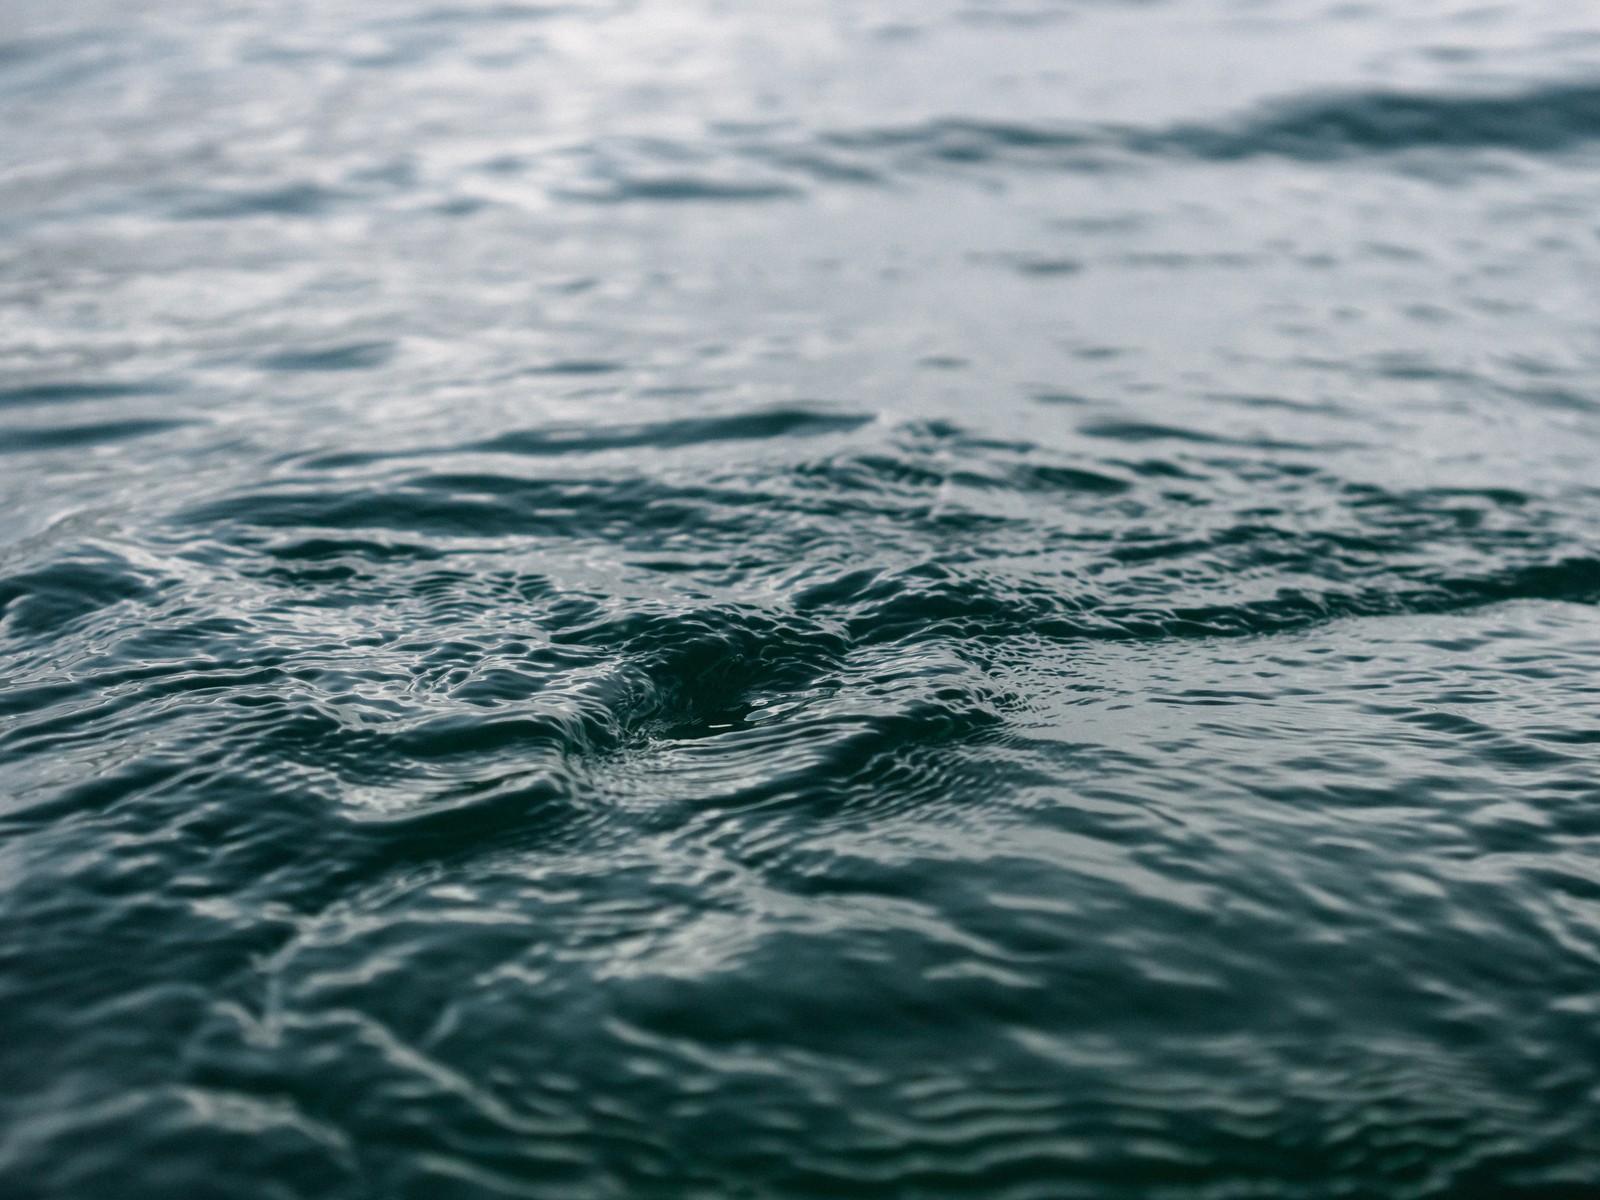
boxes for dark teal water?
[4,1,1600,1196]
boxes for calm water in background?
[3,1,1600,1196]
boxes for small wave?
[472,409,874,456]
[519,359,625,377]
[795,79,1600,186]
[558,176,804,204]
[185,475,778,545]
[0,549,162,640]
[169,182,356,221]
[289,409,873,471]
[1162,81,1600,161]
[1076,418,1341,451]
[0,380,172,409]
[817,117,1110,176]
[256,342,396,372]
[0,418,192,453]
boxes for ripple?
[256,342,397,373]
[1166,81,1600,161]
[793,78,1600,188]
[471,409,875,456]
[0,418,193,453]
[0,380,172,409]
[0,549,163,641]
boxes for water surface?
[3,1,1600,1196]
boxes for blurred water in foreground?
[3,1,1600,1196]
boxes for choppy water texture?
[4,1,1600,1196]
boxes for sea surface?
[3,1,1600,1196]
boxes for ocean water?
[3,1,1600,1196]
